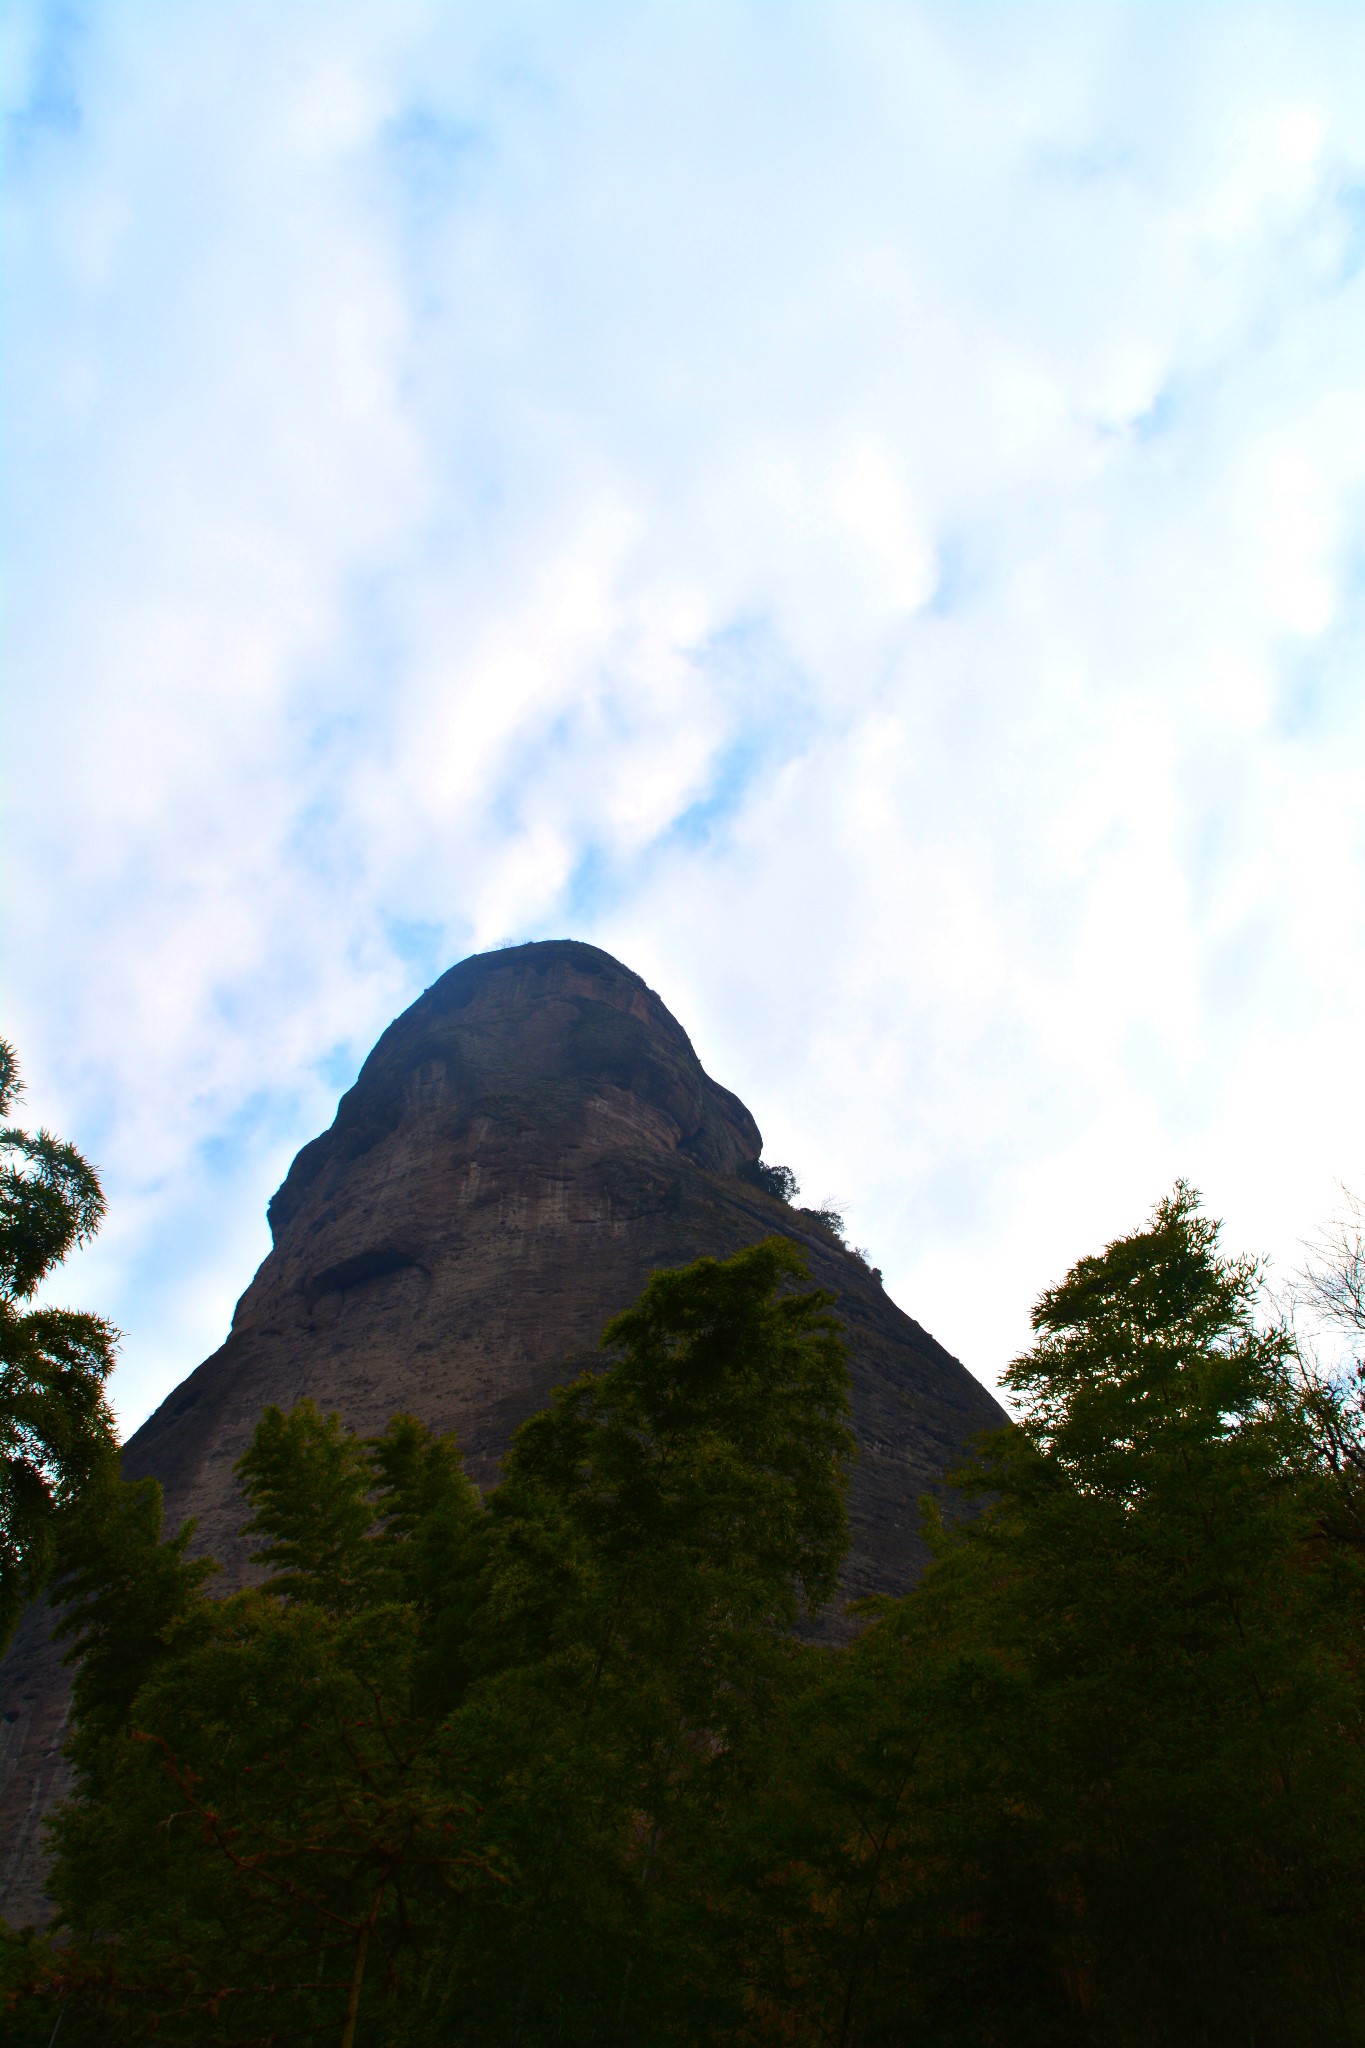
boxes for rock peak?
[0,941,1004,1926]
[265,938,760,1250]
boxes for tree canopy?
[0,1041,119,1654]
[731,1184,1365,2044]
[6,1239,851,2044]
[4,1192,1363,2045]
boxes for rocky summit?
[0,939,1004,1924]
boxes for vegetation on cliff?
[4,1192,1364,2043]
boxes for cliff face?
[0,940,1004,1924]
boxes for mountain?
[0,939,1004,1924]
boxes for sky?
[4,0,1364,1436]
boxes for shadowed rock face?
[0,939,1004,1924]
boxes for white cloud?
[4,0,1365,1429]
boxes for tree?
[0,1041,118,1653]
[23,1240,852,2045]
[42,1407,497,2045]
[1295,1187,1365,1553]
[739,1159,800,1204]
[972,1181,1364,2041]
[458,1236,853,2044]
[738,1185,1365,2045]
[1301,1186,1365,1347]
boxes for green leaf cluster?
[0,1041,118,1653]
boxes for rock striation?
[0,939,1004,1924]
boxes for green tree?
[452,1236,853,2044]
[25,1239,851,2046]
[740,1185,1365,2045]
[0,1040,118,1653]
[42,1405,495,2045]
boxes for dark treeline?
[3,1186,1365,2044]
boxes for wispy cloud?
[5,0,1364,1428]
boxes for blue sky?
[4,0,1364,1431]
